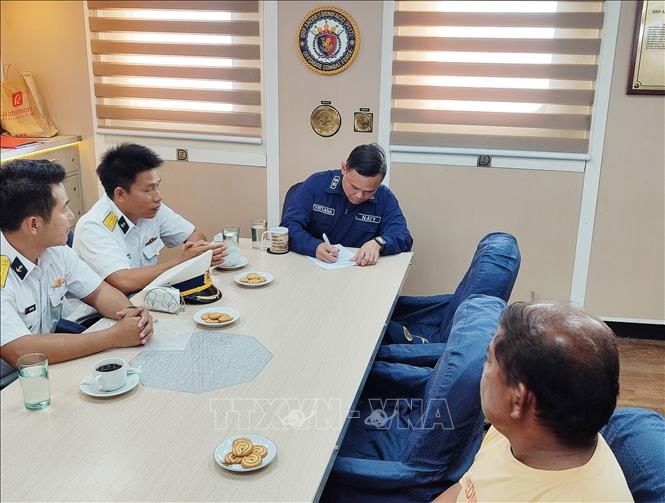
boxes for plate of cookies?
[193,307,240,327]
[233,271,274,288]
[214,434,277,472]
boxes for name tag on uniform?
[313,204,335,216]
[356,213,381,224]
[24,304,36,315]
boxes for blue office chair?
[601,407,665,503]
[321,294,506,503]
[377,232,520,367]
[0,358,18,389]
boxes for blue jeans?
[383,232,521,345]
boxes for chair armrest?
[375,343,447,367]
[332,456,440,489]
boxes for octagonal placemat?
[130,331,272,394]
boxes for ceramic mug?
[261,226,289,254]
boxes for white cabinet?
[0,135,84,223]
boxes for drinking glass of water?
[222,224,240,247]
[17,353,50,410]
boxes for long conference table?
[1,239,413,502]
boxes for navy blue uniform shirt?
[281,170,413,257]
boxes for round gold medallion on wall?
[297,6,360,75]
[310,105,341,137]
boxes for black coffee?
[96,363,122,372]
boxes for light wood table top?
[1,240,413,502]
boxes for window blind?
[391,1,605,154]
[87,0,262,139]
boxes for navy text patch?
[313,204,335,216]
[356,213,381,224]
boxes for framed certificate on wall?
[628,0,665,94]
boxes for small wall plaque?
[311,104,341,137]
[353,112,373,133]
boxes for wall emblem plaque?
[297,6,360,75]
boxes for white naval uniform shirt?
[0,233,102,347]
[72,195,195,280]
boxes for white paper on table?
[84,317,193,351]
[307,244,357,270]
[146,317,195,351]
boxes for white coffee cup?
[261,226,289,253]
[92,357,129,392]
[224,245,242,266]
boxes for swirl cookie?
[251,445,268,458]
[223,452,242,465]
[240,453,263,469]
[232,438,253,457]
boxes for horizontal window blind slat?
[392,108,590,130]
[394,11,604,29]
[90,40,260,59]
[393,36,601,55]
[390,131,588,153]
[88,1,259,13]
[392,85,594,105]
[92,62,260,82]
[393,61,597,80]
[96,122,261,139]
[94,84,261,105]
[96,105,261,127]
[88,18,259,36]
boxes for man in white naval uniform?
[72,143,226,296]
[0,159,153,368]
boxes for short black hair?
[97,143,162,199]
[494,301,620,447]
[0,159,66,232]
[346,144,387,179]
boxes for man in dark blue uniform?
[281,144,413,266]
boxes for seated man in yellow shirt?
[434,301,632,503]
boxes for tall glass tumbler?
[17,353,50,410]
[222,224,240,247]
[251,219,267,249]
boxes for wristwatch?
[374,236,386,254]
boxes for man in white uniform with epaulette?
[72,143,226,297]
[0,159,153,369]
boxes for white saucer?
[214,434,277,473]
[233,271,274,288]
[194,307,240,327]
[79,373,140,398]
[216,256,249,270]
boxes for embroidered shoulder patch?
[103,211,118,231]
[0,255,9,288]
[329,175,340,190]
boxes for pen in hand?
[322,233,339,261]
